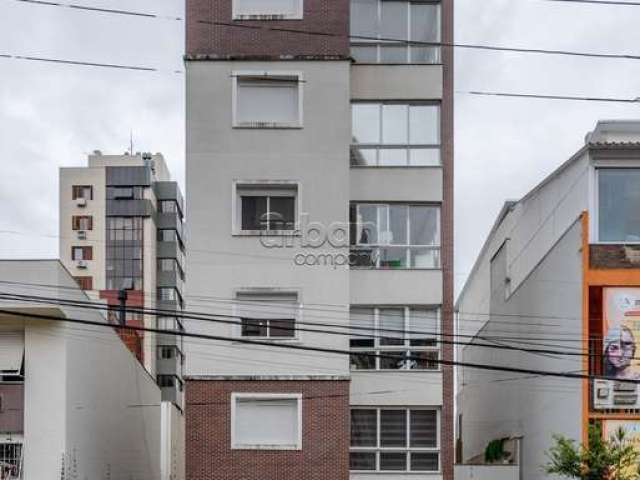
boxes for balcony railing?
[350,246,440,269]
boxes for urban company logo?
[257,213,378,267]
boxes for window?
[351,408,439,472]
[234,73,303,128]
[350,0,441,64]
[597,168,640,243]
[71,246,93,261]
[235,183,298,233]
[350,204,440,268]
[233,0,303,20]
[350,307,440,370]
[106,217,144,290]
[72,185,93,200]
[0,443,23,479]
[231,393,302,449]
[157,374,183,390]
[72,215,93,231]
[157,346,182,361]
[236,292,298,339]
[107,186,144,200]
[158,258,185,280]
[73,276,93,291]
[0,332,25,375]
[352,103,440,166]
[158,316,184,331]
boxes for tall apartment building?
[456,121,640,480]
[59,152,186,408]
[185,1,453,479]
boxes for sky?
[1,0,640,296]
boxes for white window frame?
[232,180,301,235]
[232,0,304,20]
[349,306,441,371]
[591,164,640,244]
[231,393,303,450]
[232,71,304,129]
[350,407,441,473]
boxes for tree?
[544,424,640,480]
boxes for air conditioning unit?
[76,260,88,269]
[76,197,87,207]
[593,379,640,409]
[77,230,87,240]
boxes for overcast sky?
[1,0,640,295]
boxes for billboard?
[603,288,640,380]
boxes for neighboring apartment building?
[456,120,640,479]
[0,260,162,479]
[185,1,454,479]
[59,152,186,480]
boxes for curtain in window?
[237,79,299,124]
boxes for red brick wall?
[186,0,350,59]
[99,290,145,365]
[186,379,350,480]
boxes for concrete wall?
[161,402,185,480]
[351,65,443,100]
[185,60,351,376]
[454,465,518,480]
[459,221,583,480]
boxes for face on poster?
[603,288,640,380]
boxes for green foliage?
[485,438,509,464]
[544,424,640,480]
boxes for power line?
[11,0,182,20]
[460,90,640,103]
[0,306,617,383]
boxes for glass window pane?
[352,104,381,144]
[411,46,440,64]
[380,45,408,63]
[382,105,408,144]
[269,319,296,338]
[379,149,408,166]
[237,79,298,125]
[409,106,440,145]
[408,350,439,370]
[241,196,268,230]
[351,410,377,447]
[410,148,440,166]
[380,410,406,447]
[410,206,440,245]
[351,46,378,63]
[351,147,378,166]
[379,246,407,269]
[379,351,406,370]
[357,205,379,245]
[350,308,375,347]
[410,247,440,269]
[381,1,408,40]
[389,205,408,245]
[379,308,404,345]
[351,353,376,370]
[598,169,640,242]
[411,4,440,42]
[409,308,439,344]
[350,452,376,470]
[241,318,268,337]
[411,452,439,471]
[380,452,407,471]
[269,196,295,230]
[410,410,438,447]
[351,0,379,37]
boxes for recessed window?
[232,393,302,450]
[349,307,440,370]
[233,0,303,20]
[72,215,93,231]
[71,246,93,261]
[350,0,441,64]
[235,183,298,234]
[350,204,441,269]
[234,73,303,128]
[350,408,439,472]
[73,276,93,291]
[597,168,640,243]
[236,292,298,339]
[352,103,441,167]
[72,185,93,200]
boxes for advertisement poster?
[603,288,640,380]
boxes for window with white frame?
[233,0,303,20]
[349,307,440,370]
[350,0,441,64]
[234,73,303,128]
[350,203,441,269]
[597,168,640,243]
[350,408,439,472]
[235,183,298,233]
[232,393,302,449]
[351,102,441,166]
[235,292,298,339]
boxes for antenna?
[129,130,134,155]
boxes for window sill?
[233,230,301,237]
[350,165,443,169]
[350,369,442,373]
[349,267,442,271]
[349,470,441,475]
[233,122,303,130]
[232,444,302,450]
[233,15,303,21]
[235,337,301,345]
